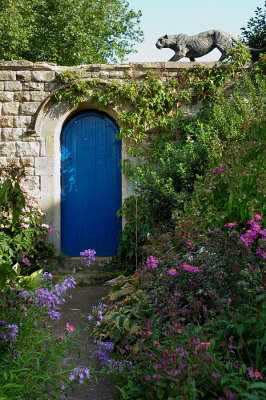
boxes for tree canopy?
[241,2,266,61]
[0,0,143,65]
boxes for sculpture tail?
[232,38,266,53]
[247,46,266,53]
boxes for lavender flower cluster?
[34,276,76,320]
[0,321,18,344]
[68,366,90,384]
[80,249,96,267]
[91,340,132,375]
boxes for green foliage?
[181,135,265,229]
[0,167,56,286]
[241,2,266,61]
[0,0,143,65]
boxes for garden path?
[53,285,120,400]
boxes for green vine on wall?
[53,47,262,161]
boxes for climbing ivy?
[53,49,265,271]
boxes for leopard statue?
[156,30,266,61]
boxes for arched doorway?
[61,110,122,256]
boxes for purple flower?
[80,249,96,267]
[212,167,226,174]
[18,291,29,298]
[146,256,159,268]
[254,213,262,221]
[225,222,237,228]
[210,371,221,379]
[256,247,266,259]
[185,240,194,249]
[180,263,203,274]
[167,268,179,276]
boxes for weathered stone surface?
[35,156,54,175]
[29,92,49,102]
[16,71,31,81]
[2,102,20,116]
[23,82,45,91]
[5,81,23,91]
[21,175,40,190]
[31,71,55,82]
[20,157,35,167]
[0,142,16,156]
[14,91,31,102]
[0,157,7,166]
[1,128,25,141]
[13,116,32,128]
[16,141,40,156]
[5,157,21,167]
[0,92,14,102]
[0,71,16,81]
[0,82,4,91]
[24,166,35,175]
[0,116,13,128]
[20,102,40,115]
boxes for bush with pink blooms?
[0,166,57,285]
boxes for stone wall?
[0,60,217,250]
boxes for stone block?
[0,92,14,102]
[0,142,16,156]
[23,82,45,91]
[0,157,7,166]
[14,91,31,102]
[5,81,22,91]
[99,71,110,78]
[0,116,13,128]
[21,175,40,190]
[13,116,32,128]
[2,102,19,115]
[20,102,40,115]
[31,71,55,82]
[5,157,20,167]
[35,156,54,175]
[0,82,4,90]
[0,103,2,115]
[24,166,35,175]
[16,71,31,81]
[20,157,35,167]
[110,70,124,78]
[0,71,16,81]
[29,92,48,102]
[1,128,25,141]
[16,141,40,156]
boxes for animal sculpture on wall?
[156,30,266,61]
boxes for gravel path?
[53,286,120,400]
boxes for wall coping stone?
[0,60,220,72]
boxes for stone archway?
[35,97,128,252]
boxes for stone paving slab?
[53,286,120,400]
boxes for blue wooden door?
[61,110,122,256]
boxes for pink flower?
[42,223,53,232]
[256,247,266,259]
[247,367,263,380]
[146,256,159,269]
[66,323,74,332]
[180,263,203,274]
[177,328,182,334]
[254,213,262,221]
[250,222,262,232]
[185,240,194,249]
[167,268,179,276]
[259,286,264,291]
[225,222,237,228]
[200,342,211,348]
[227,298,232,304]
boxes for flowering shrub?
[90,214,265,399]
[0,271,94,399]
[0,167,56,283]
[80,248,96,267]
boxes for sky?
[125,0,265,62]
